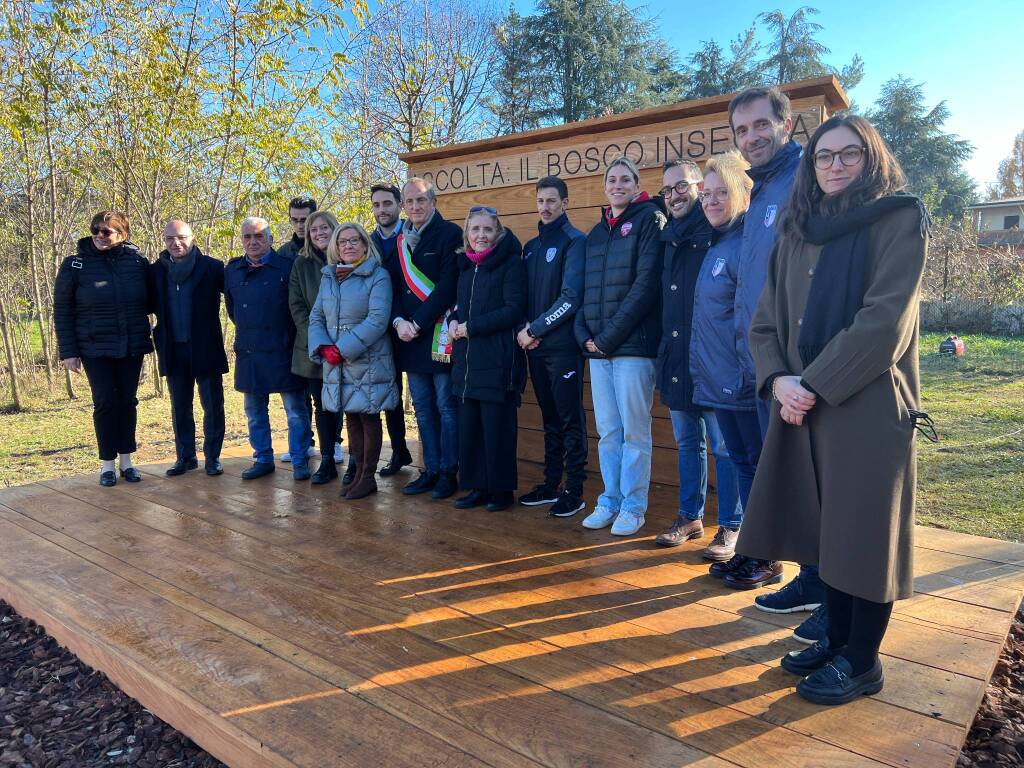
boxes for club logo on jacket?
[711,257,726,277]
[545,247,557,262]
[620,222,633,236]
[764,205,778,228]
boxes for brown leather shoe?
[724,559,783,590]
[703,526,739,561]
[655,518,704,547]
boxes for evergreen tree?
[683,27,762,99]
[487,6,548,134]
[758,6,864,91]
[868,76,976,218]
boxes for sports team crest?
[545,247,557,262]
[711,257,726,277]
[620,222,633,235]
[764,205,778,227]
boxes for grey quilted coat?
[307,259,399,414]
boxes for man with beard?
[150,220,229,477]
[370,183,414,477]
[725,87,827,644]
[652,161,742,558]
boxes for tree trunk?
[0,297,24,411]
[23,152,55,388]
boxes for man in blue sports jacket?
[517,176,588,520]
[728,86,826,640]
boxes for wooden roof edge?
[401,76,849,165]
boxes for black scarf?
[167,245,199,285]
[798,193,928,367]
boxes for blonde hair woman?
[308,222,398,499]
[687,150,777,587]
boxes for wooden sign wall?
[402,77,849,490]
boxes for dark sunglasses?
[91,227,120,237]
[469,205,498,215]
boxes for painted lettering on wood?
[414,107,821,194]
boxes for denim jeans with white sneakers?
[584,356,655,534]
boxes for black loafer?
[99,470,117,487]
[166,457,199,477]
[379,448,413,477]
[403,471,439,495]
[241,462,275,480]
[781,638,845,677]
[205,460,224,476]
[454,490,489,509]
[796,655,884,706]
[119,467,143,483]
[431,471,458,500]
[485,492,514,512]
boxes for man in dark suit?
[387,177,461,499]
[151,220,229,477]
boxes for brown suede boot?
[340,416,363,495]
[345,414,381,500]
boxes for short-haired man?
[277,195,317,260]
[652,160,743,557]
[516,176,588,518]
[150,220,229,477]
[224,217,313,480]
[388,177,461,499]
[727,87,826,640]
[370,183,414,477]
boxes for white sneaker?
[581,506,618,530]
[610,509,646,536]
[307,445,318,458]
[278,451,291,462]
[333,442,344,463]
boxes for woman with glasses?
[575,156,665,536]
[289,210,343,484]
[737,114,929,706]
[688,151,782,588]
[448,206,527,512]
[308,223,399,499]
[54,210,153,486]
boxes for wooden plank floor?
[1,445,1021,768]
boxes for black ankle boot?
[311,459,338,485]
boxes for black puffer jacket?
[656,205,714,411]
[574,195,666,358]
[450,232,527,404]
[54,237,153,360]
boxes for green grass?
[1,333,1022,541]
[916,334,1024,542]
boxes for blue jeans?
[671,409,742,530]
[714,409,762,511]
[407,372,458,474]
[243,389,312,468]
[589,357,655,516]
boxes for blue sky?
[507,0,1021,193]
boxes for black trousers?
[383,373,408,452]
[81,355,145,460]
[528,353,588,495]
[308,378,343,460]
[166,343,225,462]
[458,396,518,493]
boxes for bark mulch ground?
[2,598,1022,766]
[959,600,1024,767]
[0,601,225,767]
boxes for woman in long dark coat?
[54,210,152,487]
[448,207,527,512]
[737,114,930,705]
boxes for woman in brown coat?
[736,114,930,706]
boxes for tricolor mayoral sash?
[397,233,453,363]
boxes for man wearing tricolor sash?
[388,177,462,499]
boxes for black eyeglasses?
[659,181,700,198]
[469,205,498,215]
[813,145,866,170]
[91,227,119,237]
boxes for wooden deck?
[0,446,1021,768]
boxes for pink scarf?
[466,244,496,265]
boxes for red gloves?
[319,345,343,365]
